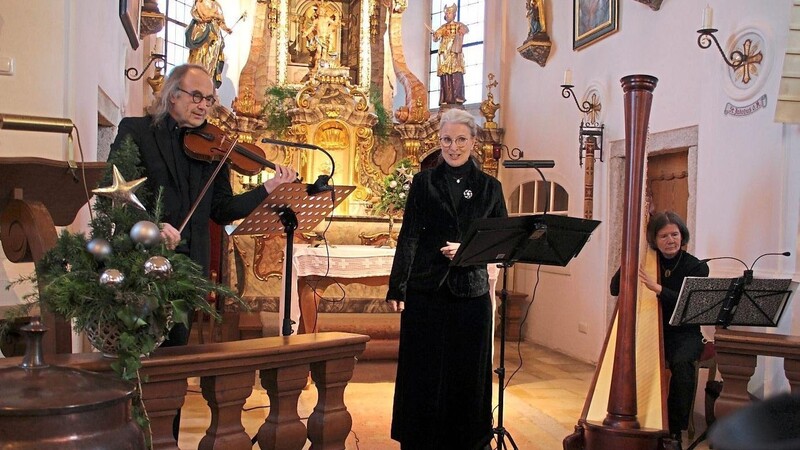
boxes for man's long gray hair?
[147,64,210,125]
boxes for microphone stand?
[491,159,554,449]
[261,136,336,196]
[260,136,337,336]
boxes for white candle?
[154,37,165,55]
[563,69,573,86]
[702,5,713,29]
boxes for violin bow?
[177,133,240,234]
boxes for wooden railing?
[0,331,369,450]
[714,328,800,420]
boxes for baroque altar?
[211,0,507,342]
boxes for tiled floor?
[179,338,711,449]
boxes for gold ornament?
[92,165,147,210]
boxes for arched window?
[156,0,192,70]
[507,180,569,215]
[428,0,486,107]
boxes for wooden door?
[647,149,689,217]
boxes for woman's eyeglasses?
[440,136,470,147]
[177,87,217,106]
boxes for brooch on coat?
[463,189,473,199]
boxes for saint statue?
[432,4,469,105]
[185,0,232,88]
[526,0,546,40]
[303,3,341,74]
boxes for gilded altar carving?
[287,68,379,213]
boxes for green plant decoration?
[5,136,238,440]
[261,85,299,137]
[373,158,414,217]
[370,88,393,143]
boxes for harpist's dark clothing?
[610,249,709,435]
[388,162,507,449]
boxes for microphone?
[502,159,555,169]
[696,252,791,284]
[261,136,335,195]
[502,159,555,213]
[694,256,750,283]
[750,251,791,271]
[695,256,748,270]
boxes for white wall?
[0,0,142,307]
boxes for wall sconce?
[696,6,745,68]
[560,80,594,115]
[560,71,604,167]
[492,143,524,162]
[125,37,166,95]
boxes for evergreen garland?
[261,85,299,137]
[370,88,392,143]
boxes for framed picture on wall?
[119,0,141,50]
[573,0,619,50]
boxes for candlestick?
[154,37,165,55]
[702,5,713,29]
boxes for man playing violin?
[110,63,297,346]
[109,63,297,442]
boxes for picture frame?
[119,0,141,50]
[573,0,619,50]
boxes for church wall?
[404,0,799,372]
[0,0,141,310]
[490,0,800,397]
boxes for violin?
[183,122,299,179]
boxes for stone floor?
[178,338,712,449]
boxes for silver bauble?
[86,238,112,261]
[143,256,172,279]
[99,269,125,287]
[130,221,161,247]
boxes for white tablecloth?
[293,245,397,278]
[278,244,500,334]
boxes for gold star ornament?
[92,165,147,211]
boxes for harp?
[564,75,674,450]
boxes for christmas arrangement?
[6,136,234,434]
[371,158,414,247]
[373,157,414,217]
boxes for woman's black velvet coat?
[386,161,507,301]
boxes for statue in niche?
[303,2,341,74]
[432,3,469,105]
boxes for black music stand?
[451,214,601,450]
[669,276,793,329]
[232,182,354,336]
[671,274,793,450]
